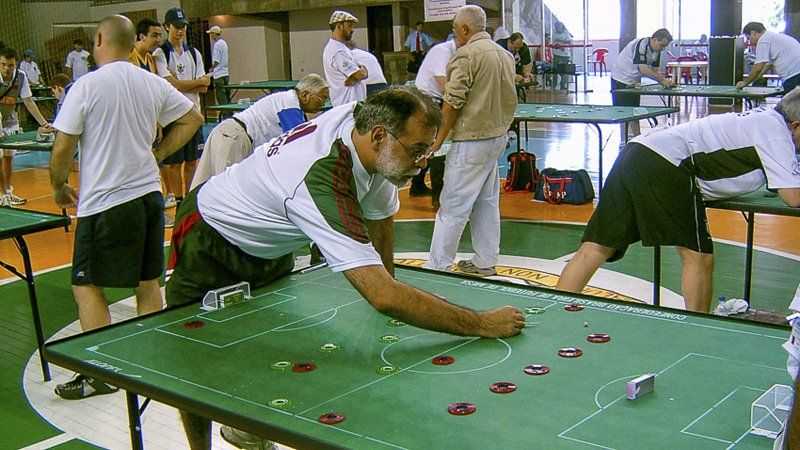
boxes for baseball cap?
[23,49,35,58]
[165,7,188,27]
[329,10,358,25]
[206,26,222,35]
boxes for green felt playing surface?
[46,267,790,449]
[613,84,783,100]
[515,103,678,123]
[707,189,800,217]
[0,208,69,240]
[0,131,53,151]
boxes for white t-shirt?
[633,108,800,200]
[754,31,800,81]
[211,38,229,79]
[235,89,305,147]
[415,40,457,100]
[0,70,32,130]
[153,42,206,108]
[53,61,194,217]
[322,38,367,106]
[611,37,662,85]
[65,49,91,81]
[351,49,387,85]
[19,60,40,85]
[198,102,398,272]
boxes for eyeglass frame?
[384,127,435,163]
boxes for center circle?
[380,332,512,375]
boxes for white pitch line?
[19,433,74,450]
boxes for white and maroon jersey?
[198,101,398,272]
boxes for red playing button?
[523,364,550,375]
[587,333,611,343]
[558,347,583,358]
[292,363,316,373]
[490,382,517,393]
[184,320,204,329]
[448,402,476,415]
[564,304,584,311]
[319,412,345,424]
[432,355,455,365]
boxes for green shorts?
[165,187,294,307]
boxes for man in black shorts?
[49,15,203,399]
[556,88,800,313]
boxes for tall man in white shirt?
[323,10,368,106]
[65,39,91,81]
[153,7,212,207]
[19,50,41,86]
[49,14,203,400]
[207,25,230,106]
[737,22,800,94]
[556,90,800,313]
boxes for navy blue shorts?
[162,126,204,165]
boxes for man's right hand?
[477,306,526,338]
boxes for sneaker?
[54,373,118,400]
[220,426,276,450]
[0,194,10,208]
[164,213,174,228]
[164,193,177,209]
[507,130,517,140]
[6,192,26,206]
[456,260,496,277]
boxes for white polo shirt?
[198,102,398,272]
[352,49,387,85]
[211,38,229,79]
[322,39,367,106]
[0,69,32,131]
[153,41,206,108]
[633,108,800,200]
[611,37,662,85]
[66,50,91,81]
[754,31,800,81]
[235,90,305,147]
[53,61,194,216]
[415,40,457,100]
[19,60,40,85]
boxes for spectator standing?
[153,7,211,208]
[405,21,436,74]
[207,25,230,106]
[19,50,41,86]
[323,10,367,106]
[424,5,517,276]
[65,39,91,81]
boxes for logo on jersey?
[267,123,317,157]
[176,62,185,74]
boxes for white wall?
[288,6,369,80]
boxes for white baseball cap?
[206,26,222,35]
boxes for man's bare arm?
[366,216,395,277]
[344,265,525,338]
[153,107,204,162]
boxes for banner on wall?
[424,0,466,22]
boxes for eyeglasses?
[385,129,434,163]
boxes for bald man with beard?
[49,14,203,400]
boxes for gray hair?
[776,87,800,122]
[296,73,328,96]
[354,86,442,135]
[454,5,486,32]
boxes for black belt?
[230,117,253,144]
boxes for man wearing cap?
[207,25,230,106]
[323,10,368,106]
[153,7,211,209]
[19,50,41,86]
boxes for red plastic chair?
[676,56,698,84]
[588,48,609,76]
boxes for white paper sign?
[424,0,466,22]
